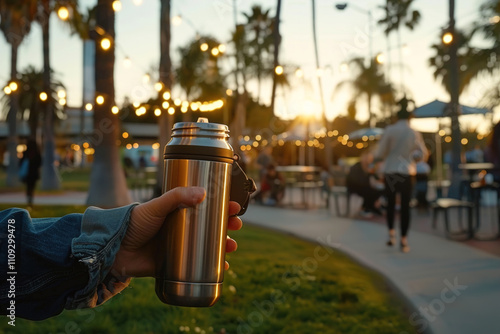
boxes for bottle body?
[155,158,232,307]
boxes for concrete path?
[243,204,500,334]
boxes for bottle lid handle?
[230,155,256,216]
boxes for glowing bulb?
[57,90,66,98]
[162,101,170,109]
[172,15,182,26]
[154,108,161,116]
[101,38,111,50]
[174,98,181,106]
[168,107,175,115]
[85,103,93,111]
[226,89,233,96]
[96,95,105,105]
[275,65,284,75]
[376,53,385,64]
[3,86,12,95]
[442,32,453,45]
[218,44,226,53]
[200,43,209,52]
[295,69,304,78]
[57,7,69,20]
[112,0,122,12]
[154,82,163,92]
[123,57,131,68]
[162,91,171,100]
[211,48,220,56]
[8,82,18,91]
[39,92,48,101]
[112,106,119,114]
[59,98,66,106]
[122,132,129,139]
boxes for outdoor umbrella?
[413,99,489,118]
[413,99,490,187]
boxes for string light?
[295,69,304,78]
[154,108,161,116]
[211,48,220,56]
[3,86,12,95]
[57,90,66,98]
[376,53,385,64]
[275,65,284,75]
[8,82,18,92]
[96,95,105,105]
[101,38,112,50]
[200,43,209,52]
[154,82,163,92]
[57,7,70,20]
[162,91,171,100]
[112,0,122,12]
[123,57,132,68]
[162,101,170,109]
[39,92,48,101]
[168,107,175,115]
[442,32,453,45]
[122,132,129,139]
[85,103,93,111]
[218,44,226,53]
[112,106,119,114]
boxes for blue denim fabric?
[0,203,138,320]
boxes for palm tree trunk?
[40,2,61,190]
[397,29,405,92]
[447,0,462,198]
[311,0,332,170]
[270,0,282,115]
[6,44,19,187]
[87,0,131,207]
[154,0,174,197]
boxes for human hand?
[111,187,243,277]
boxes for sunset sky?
[0,0,497,133]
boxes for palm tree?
[334,57,396,125]
[0,66,65,139]
[243,5,274,103]
[0,0,37,187]
[175,36,226,104]
[154,0,173,197]
[428,29,476,96]
[377,0,421,91]
[86,0,131,207]
[469,0,499,74]
[270,0,282,115]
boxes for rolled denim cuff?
[66,203,139,310]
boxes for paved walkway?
[1,190,499,334]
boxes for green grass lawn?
[1,205,414,334]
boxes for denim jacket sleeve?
[0,203,138,321]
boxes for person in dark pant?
[20,139,42,207]
[346,152,384,216]
[374,98,428,253]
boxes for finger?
[226,236,237,253]
[227,216,243,231]
[228,201,241,216]
[142,187,206,220]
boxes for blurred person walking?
[374,98,427,253]
[19,139,42,207]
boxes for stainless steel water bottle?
[155,117,255,307]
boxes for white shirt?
[374,120,428,176]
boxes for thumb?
[144,187,206,220]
